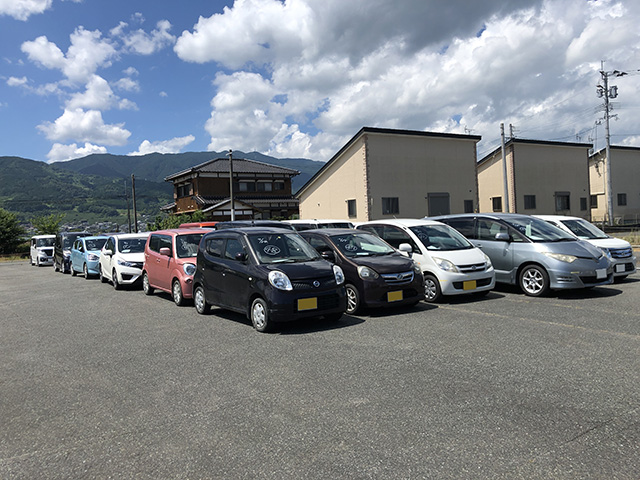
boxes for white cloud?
[38,108,131,145]
[114,76,139,92]
[7,76,28,87]
[129,135,196,155]
[66,75,116,110]
[118,19,176,55]
[0,0,51,21]
[21,27,117,83]
[47,142,107,163]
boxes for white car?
[535,215,636,280]
[99,233,150,289]
[357,219,495,302]
[284,219,355,231]
[30,234,55,266]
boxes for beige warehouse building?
[297,127,481,222]
[477,139,592,218]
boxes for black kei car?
[192,227,347,332]
[300,229,424,314]
[53,231,90,273]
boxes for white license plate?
[596,268,606,279]
[615,264,625,273]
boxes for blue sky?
[2,0,640,164]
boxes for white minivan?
[30,234,55,266]
[357,219,495,302]
[535,215,636,280]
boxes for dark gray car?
[430,213,613,296]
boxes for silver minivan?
[431,213,613,296]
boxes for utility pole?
[125,179,132,233]
[227,149,235,221]
[131,174,138,233]
[597,61,625,226]
[500,123,510,213]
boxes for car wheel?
[345,283,361,314]
[70,264,77,276]
[194,286,210,315]
[250,297,271,333]
[112,269,121,290]
[172,280,184,306]
[424,275,442,303]
[519,265,550,297]
[142,272,154,296]
[83,263,90,279]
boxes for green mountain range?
[0,152,323,226]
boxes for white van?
[30,234,56,266]
[284,219,355,231]
[357,219,495,302]
[535,215,636,280]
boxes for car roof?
[432,213,536,221]
[300,228,361,235]
[32,234,55,238]
[149,228,206,235]
[359,218,447,227]
[110,232,151,239]
[533,214,582,221]
[206,226,294,236]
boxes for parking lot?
[1,261,639,479]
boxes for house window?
[491,197,502,212]
[618,193,627,206]
[580,197,587,211]
[274,182,285,191]
[463,200,474,213]
[555,192,570,211]
[590,195,598,209]
[524,195,536,210]
[238,181,256,192]
[257,182,273,192]
[427,193,450,216]
[382,197,399,215]
[177,183,191,198]
[347,199,356,218]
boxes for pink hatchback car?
[142,229,206,305]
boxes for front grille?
[457,262,487,273]
[43,248,54,256]
[129,262,143,269]
[580,274,611,285]
[292,276,336,290]
[381,271,414,285]
[452,277,493,290]
[610,247,633,259]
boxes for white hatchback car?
[99,233,150,289]
[357,219,495,302]
[30,234,56,266]
[535,215,636,280]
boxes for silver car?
[430,213,613,296]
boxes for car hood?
[542,240,604,259]
[584,237,632,250]
[349,254,415,273]
[263,260,334,279]
[424,247,487,264]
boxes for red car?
[142,229,206,305]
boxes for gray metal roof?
[165,157,300,181]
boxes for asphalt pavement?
[1,261,639,479]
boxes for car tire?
[250,297,271,333]
[112,269,121,290]
[519,264,550,297]
[99,267,107,283]
[194,286,210,315]
[424,275,442,303]
[83,263,90,279]
[172,280,185,306]
[70,264,77,276]
[345,283,361,314]
[142,272,154,296]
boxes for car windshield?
[409,225,474,251]
[503,217,575,242]
[36,238,54,247]
[248,233,320,264]
[560,219,608,240]
[63,235,81,249]
[329,232,395,257]
[85,238,107,251]
[118,237,147,253]
[176,233,204,258]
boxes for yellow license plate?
[298,297,318,311]
[387,290,403,302]
[463,280,477,291]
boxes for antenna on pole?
[227,149,235,221]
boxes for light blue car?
[70,236,109,279]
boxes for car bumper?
[437,269,496,296]
[38,256,54,265]
[116,266,143,285]
[266,286,346,322]
[548,258,613,289]
[611,256,636,277]
[360,277,424,308]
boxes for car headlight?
[599,247,612,259]
[357,265,379,280]
[269,270,293,291]
[483,253,493,268]
[333,265,345,285]
[183,263,196,276]
[544,252,577,263]
[118,259,134,267]
[87,254,99,262]
[432,257,459,273]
